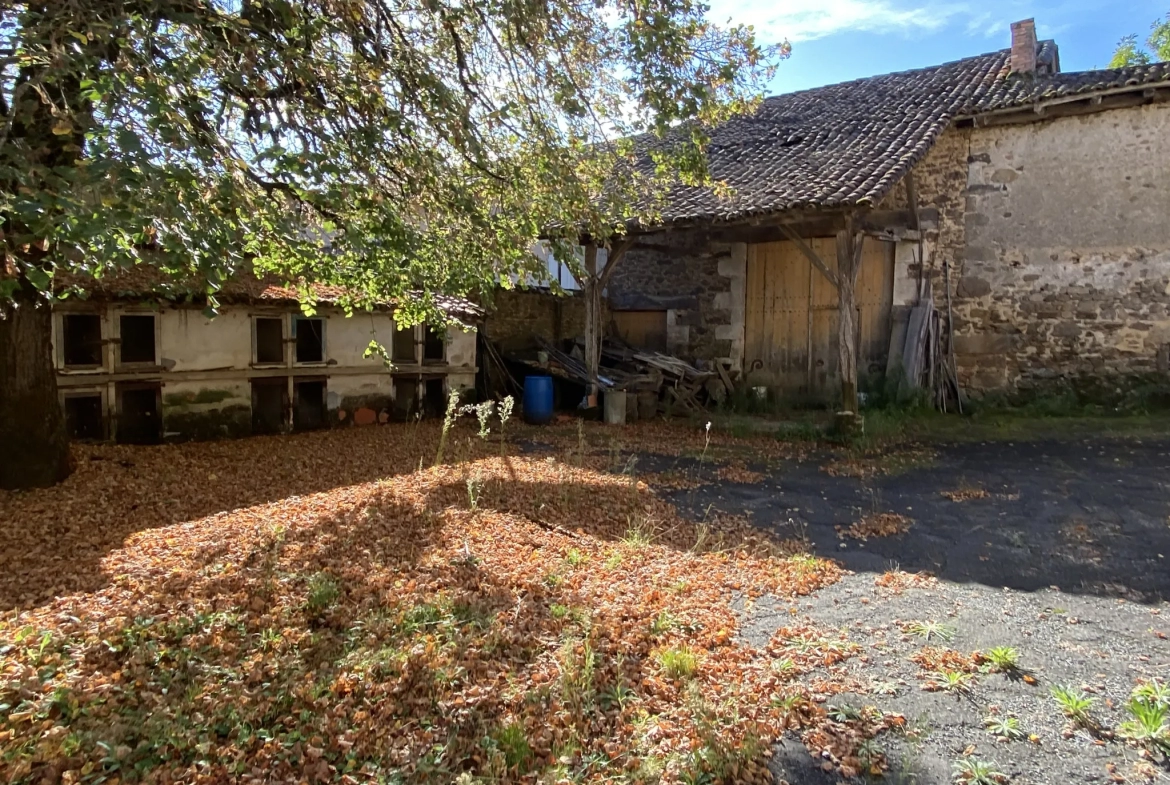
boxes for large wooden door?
[744,238,894,397]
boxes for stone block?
[957,276,992,298]
[953,333,1016,355]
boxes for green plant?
[657,645,698,679]
[622,515,655,547]
[930,670,974,694]
[952,756,1006,785]
[983,714,1025,741]
[906,620,957,643]
[463,402,496,439]
[604,552,624,569]
[771,657,797,678]
[466,471,484,510]
[770,691,804,713]
[549,603,570,620]
[983,646,1021,673]
[1118,696,1170,753]
[434,390,462,466]
[856,738,883,771]
[650,610,676,635]
[559,637,596,712]
[1051,685,1096,726]
[601,682,637,711]
[564,548,587,567]
[825,703,863,722]
[305,572,340,616]
[492,722,534,771]
[496,395,515,457]
[1132,679,1170,710]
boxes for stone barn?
[604,20,1170,405]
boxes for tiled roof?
[642,45,1170,224]
[53,268,483,318]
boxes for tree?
[1109,10,1170,67]
[1,0,777,488]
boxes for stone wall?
[481,288,591,353]
[930,103,1170,395]
[606,228,746,369]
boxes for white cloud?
[708,0,968,43]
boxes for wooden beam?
[597,236,632,290]
[777,223,839,289]
[583,243,601,400]
[968,88,1169,128]
[834,215,865,415]
[708,209,924,246]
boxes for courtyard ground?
[1,415,1168,784]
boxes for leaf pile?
[941,487,990,502]
[1,423,852,784]
[838,513,914,541]
[715,462,766,485]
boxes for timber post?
[834,214,865,420]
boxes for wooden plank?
[777,223,839,289]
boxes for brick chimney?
[1010,18,1037,74]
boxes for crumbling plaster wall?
[54,304,476,440]
[948,104,1170,393]
[607,228,746,370]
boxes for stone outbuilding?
[605,20,1170,405]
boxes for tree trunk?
[0,278,72,489]
[582,243,600,402]
[835,224,864,415]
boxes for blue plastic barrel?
[523,375,554,424]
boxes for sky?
[705,0,1168,94]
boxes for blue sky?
[705,0,1168,94]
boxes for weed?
[564,548,588,567]
[929,670,975,694]
[543,572,563,588]
[433,389,462,466]
[905,620,957,643]
[549,603,570,620]
[771,658,797,678]
[1051,685,1096,726]
[558,637,596,712]
[857,738,884,771]
[657,645,699,679]
[305,572,340,617]
[984,714,1026,741]
[466,471,484,511]
[601,682,637,712]
[1118,696,1170,754]
[650,611,676,636]
[465,400,495,440]
[825,703,863,722]
[770,691,805,714]
[622,515,655,547]
[496,395,514,456]
[1132,679,1170,710]
[952,756,1007,784]
[492,722,533,771]
[604,552,624,570]
[982,646,1021,673]
[259,627,282,651]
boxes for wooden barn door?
[744,238,894,398]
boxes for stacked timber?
[499,335,735,413]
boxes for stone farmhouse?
[604,20,1170,404]
[52,270,479,443]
